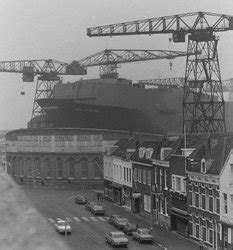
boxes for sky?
[0,0,233,129]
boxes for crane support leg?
[183,32,226,134]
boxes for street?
[22,187,161,250]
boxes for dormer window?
[201,159,206,173]
[139,147,146,158]
[145,148,153,159]
[181,148,195,157]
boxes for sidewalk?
[82,190,199,250]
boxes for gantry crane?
[0,59,86,126]
[78,49,197,79]
[0,49,196,128]
[87,11,233,134]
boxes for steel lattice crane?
[78,49,197,79]
[87,11,233,134]
[0,59,86,127]
[0,49,199,128]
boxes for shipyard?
[1,1,233,250]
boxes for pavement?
[81,189,200,250]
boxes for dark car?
[123,222,137,235]
[108,215,123,225]
[114,218,129,230]
[105,231,128,247]
[90,204,105,216]
[132,228,154,243]
[75,195,88,204]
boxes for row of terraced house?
[103,133,233,250]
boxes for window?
[176,177,181,191]
[196,224,200,238]
[56,158,63,177]
[216,198,220,214]
[19,157,23,176]
[154,168,157,184]
[147,170,151,186]
[129,169,132,184]
[34,158,41,177]
[230,164,233,185]
[160,169,163,187]
[124,167,126,181]
[126,168,129,182]
[164,197,168,215]
[201,160,206,173]
[120,166,122,180]
[138,169,141,183]
[133,168,137,181]
[81,158,88,178]
[164,169,167,189]
[195,193,199,207]
[68,158,75,178]
[202,227,207,241]
[202,194,206,210]
[45,158,51,177]
[143,195,151,212]
[223,193,228,214]
[143,169,146,184]
[26,158,32,176]
[209,196,213,212]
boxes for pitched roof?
[111,137,139,159]
[187,134,233,175]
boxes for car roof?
[111,231,125,236]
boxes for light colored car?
[132,228,153,243]
[114,217,129,230]
[105,231,129,247]
[54,220,72,234]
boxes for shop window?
[45,158,52,177]
[68,158,75,178]
[143,195,151,213]
[81,158,88,178]
[26,158,32,176]
[34,158,41,177]
[19,157,23,176]
[56,158,63,178]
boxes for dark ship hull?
[29,77,233,134]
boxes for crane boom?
[0,59,86,81]
[78,49,196,67]
[87,11,233,40]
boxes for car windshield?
[57,221,68,226]
[94,205,103,209]
[112,233,125,238]
[141,229,151,235]
[118,218,128,223]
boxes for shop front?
[112,182,122,205]
[132,192,141,214]
[170,208,189,236]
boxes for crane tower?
[87,11,233,134]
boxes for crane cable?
[169,38,173,71]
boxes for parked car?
[108,214,123,225]
[114,217,129,230]
[132,228,153,243]
[90,204,105,215]
[105,231,128,247]
[123,222,137,236]
[75,195,88,204]
[54,219,72,234]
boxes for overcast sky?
[0,0,233,130]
